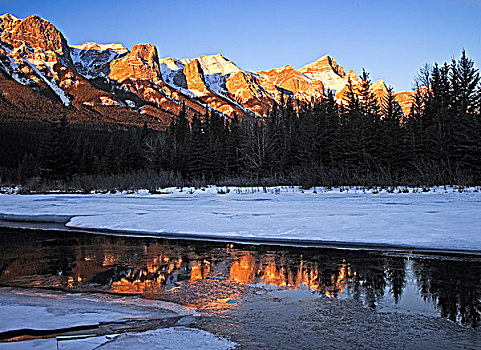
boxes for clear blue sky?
[1,0,480,91]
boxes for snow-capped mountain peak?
[195,54,241,76]
[70,42,129,55]
[0,13,18,22]
[300,55,345,77]
[299,55,349,93]
[160,57,186,72]
[70,42,129,79]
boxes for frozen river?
[0,228,480,348]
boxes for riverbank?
[1,186,480,253]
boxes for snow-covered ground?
[0,186,480,252]
[0,288,237,349]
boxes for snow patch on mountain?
[159,57,186,85]
[0,13,18,23]
[27,60,70,105]
[195,54,241,76]
[125,99,136,108]
[299,55,349,93]
[1,46,34,85]
[1,44,70,105]
[70,42,128,79]
[204,73,229,96]
[71,42,128,54]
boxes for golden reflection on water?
[2,234,480,327]
[1,240,354,304]
[229,254,255,284]
[0,236,354,313]
[65,246,354,302]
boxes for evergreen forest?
[1,51,480,191]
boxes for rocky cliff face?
[0,14,75,106]
[109,44,163,84]
[1,14,72,65]
[183,59,209,96]
[394,91,416,116]
[0,12,418,129]
[258,65,324,102]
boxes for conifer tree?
[18,153,39,183]
[164,103,190,175]
[381,87,406,171]
[321,90,341,165]
[451,51,481,173]
[188,113,206,179]
[262,102,280,175]
[79,143,97,175]
[40,116,75,180]
[103,137,119,175]
[226,113,242,177]
[341,77,363,170]
[358,69,381,169]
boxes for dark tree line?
[1,51,480,189]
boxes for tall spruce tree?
[381,87,406,172]
[103,136,119,175]
[358,69,382,170]
[187,113,206,179]
[40,116,75,181]
[341,77,363,170]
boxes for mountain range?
[0,13,415,129]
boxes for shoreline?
[1,225,481,258]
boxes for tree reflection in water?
[0,229,480,327]
[413,258,481,327]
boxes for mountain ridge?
[0,13,416,129]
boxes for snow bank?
[0,187,480,252]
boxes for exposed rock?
[109,44,163,84]
[72,42,128,54]
[258,64,324,102]
[183,59,209,96]
[394,91,415,116]
[226,71,274,117]
[301,55,345,77]
[0,14,72,66]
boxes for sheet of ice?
[0,287,194,333]
[0,287,235,350]
[0,187,480,251]
[89,327,237,349]
[1,328,237,350]
[0,337,109,350]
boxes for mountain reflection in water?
[0,229,480,327]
